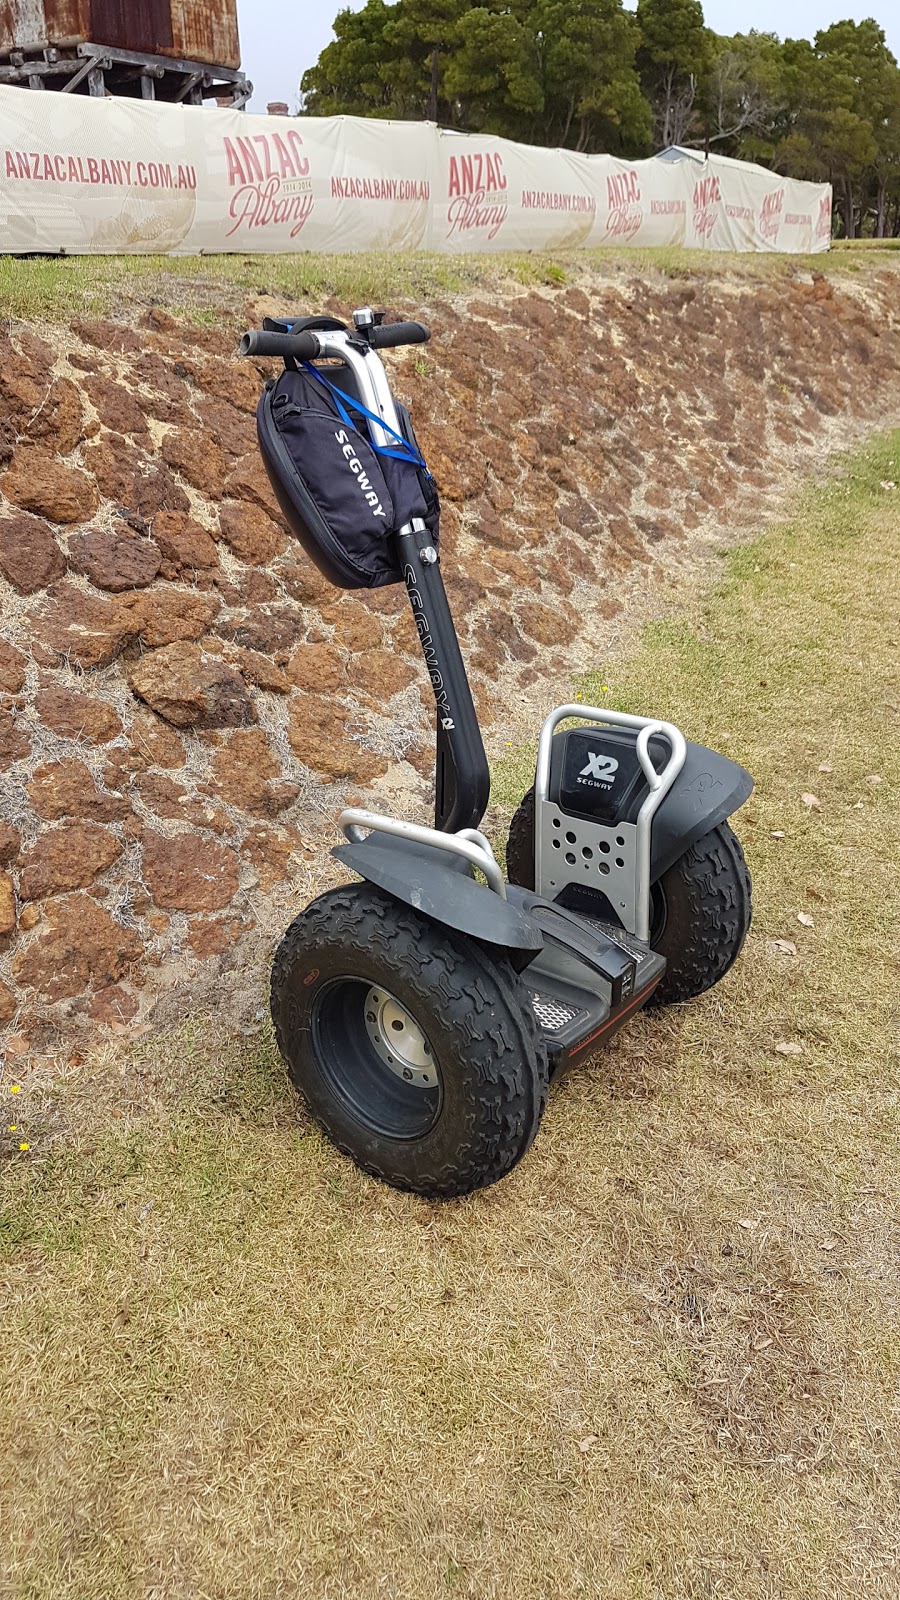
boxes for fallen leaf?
[768,939,797,957]
[775,1040,804,1056]
[578,1435,599,1453]
[771,830,786,838]
[819,1239,838,1251]
[797,912,815,927]
[753,1336,774,1351]
[737,1218,759,1230]
[865,773,882,785]
[817,762,833,773]
[4,1036,29,1057]
[801,792,821,810]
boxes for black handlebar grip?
[239,330,321,360]
[368,321,430,350]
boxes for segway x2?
[240,310,753,1199]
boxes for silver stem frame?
[534,705,687,942]
[340,808,507,899]
[304,330,402,452]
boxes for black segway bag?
[256,330,439,591]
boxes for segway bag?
[257,360,439,591]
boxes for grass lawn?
[0,238,895,324]
[1,434,898,1598]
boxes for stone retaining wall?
[1,267,898,1055]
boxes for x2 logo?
[579,753,619,786]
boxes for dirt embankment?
[1,262,899,1056]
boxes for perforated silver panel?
[530,992,583,1031]
[537,802,640,936]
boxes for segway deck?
[505,886,665,1072]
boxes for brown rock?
[186,916,240,959]
[19,823,123,900]
[129,641,256,728]
[218,604,304,662]
[68,527,161,592]
[17,903,39,931]
[29,583,136,669]
[226,646,290,693]
[13,892,141,1001]
[194,397,256,461]
[120,586,219,647]
[516,602,573,647]
[142,832,239,912]
[3,449,98,524]
[0,822,20,865]
[278,562,336,610]
[0,978,16,1022]
[240,824,309,889]
[223,452,285,522]
[287,697,387,783]
[188,359,263,415]
[34,684,122,744]
[0,870,15,934]
[217,569,279,605]
[28,759,130,823]
[84,375,149,436]
[87,985,139,1025]
[321,603,383,653]
[82,436,190,520]
[134,772,231,834]
[71,318,142,355]
[161,429,226,497]
[0,708,30,763]
[286,642,345,695]
[0,513,66,594]
[0,640,26,693]
[210,730,299,816]
[217,501,286,565]
[356,649,417,700]
[127,711,185,768]
[152,511,219,575]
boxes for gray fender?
[333,834,543,956]
[648,743,753,880]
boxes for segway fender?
[333,835,543,957]
[650,743,753,880]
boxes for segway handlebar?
[368,320,430,349]
[239,329,321,360]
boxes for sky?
[235,0,900,114]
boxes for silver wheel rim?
[364,986,437,1089]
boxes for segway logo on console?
[334,429,387,519]
[578,752,619,788]
[404,564,455,730]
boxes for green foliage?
[300,3,900,235]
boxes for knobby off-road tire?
[505,789,751,1006]
[270,883,549,1198]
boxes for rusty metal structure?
[0,0,250,104]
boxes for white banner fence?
[0,86,832,255]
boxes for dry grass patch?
[1,436,899,1599]
[0,241,895,325]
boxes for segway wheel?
[505,790,751,1005]
[270,883,549,1198]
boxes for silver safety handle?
[534,705,687,942]
[340,808,507,899]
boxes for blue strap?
[302,361,428,469]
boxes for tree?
[635,0,711,149]
[774,24,895,238]
[299,1,405,118]
[700,31,787,158]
